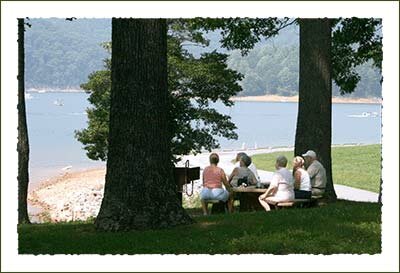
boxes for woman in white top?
[258,155,294,211]
[292,156,312,199]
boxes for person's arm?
[250,172,257,185]
[202,168,206,187]
[294,170,301,190]
[307,164,319,188]
[221,169,231,191]
[259,173,278,198]
[228,168,238,183]
[307,164,317,179]
[260,184,276,199]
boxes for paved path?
[179,147,379,203]
[334,184,378,202]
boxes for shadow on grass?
[18,200,381,255]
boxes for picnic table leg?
[240,193,266,211]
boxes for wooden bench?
[204,199,228,214]
[274,199,311,209]
[273,195,325,209]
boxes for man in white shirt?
[234,152,260,182]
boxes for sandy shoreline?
[231,95,382,104]
[28,168,106,222]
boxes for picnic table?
[232,185,269,211]
[231,185,314,211]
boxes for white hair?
[276,155,288,167]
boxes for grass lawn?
[18,200,381,254]
[252,144,381,193]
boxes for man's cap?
[302,150,317,158]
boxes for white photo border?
[1,1,399,272]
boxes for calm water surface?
[26,92,381,186]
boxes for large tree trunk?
[295,18,337,201]
[95,18,193,231]
[17,18,31,224]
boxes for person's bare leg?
[259,196,271,211]
[227,195,234,213]
[201,200,209,215]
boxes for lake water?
[26,92,381,187]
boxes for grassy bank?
[18,200,381,254]
[252,144,381,193]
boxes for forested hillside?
[227,45,382,98]
[25,18,381,97]
[25,18,111,89]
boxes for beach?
[28,168,106,222]
[230,95,382,104]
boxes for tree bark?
[295,18,337,201]
[17,18,31,224]
[378,178,382,203]
[95,18,193,231]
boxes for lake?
[26,92,381,187]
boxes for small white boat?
[61,165,72,171]
[370,111,379,117]
[25,93,33,100]
[347,111,378,118]
[53,99,64,106]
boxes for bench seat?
[203,199,228,214]
[275,199,311,208]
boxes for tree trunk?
[378,145,382,203]
[295,18,337,201]
[95,18,193,231]
[378,178,382,203]
[17,18,31,224]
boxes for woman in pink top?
[200,153,232,215]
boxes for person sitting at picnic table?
[200,153,233,215]
[234,152,261,183]
[258,155,294,211]
[302,150,327,197]
[229,154,258,187]
[292,156,312,199]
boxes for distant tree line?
[25,18,381,98]
[227,45,382,98]
[25,18,110,89]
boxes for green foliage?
[332,18,382,94]
[75,69,111,161]
[194,17,382,96]
[18,200,381,254]
[228,44,299,96]
[227,43,381,97]
[251,144,381,193]
[76,24,243,161]
[189,18,296,55]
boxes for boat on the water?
[53,99,64,106]
[25,93,33,100]
[347,111,379,118]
